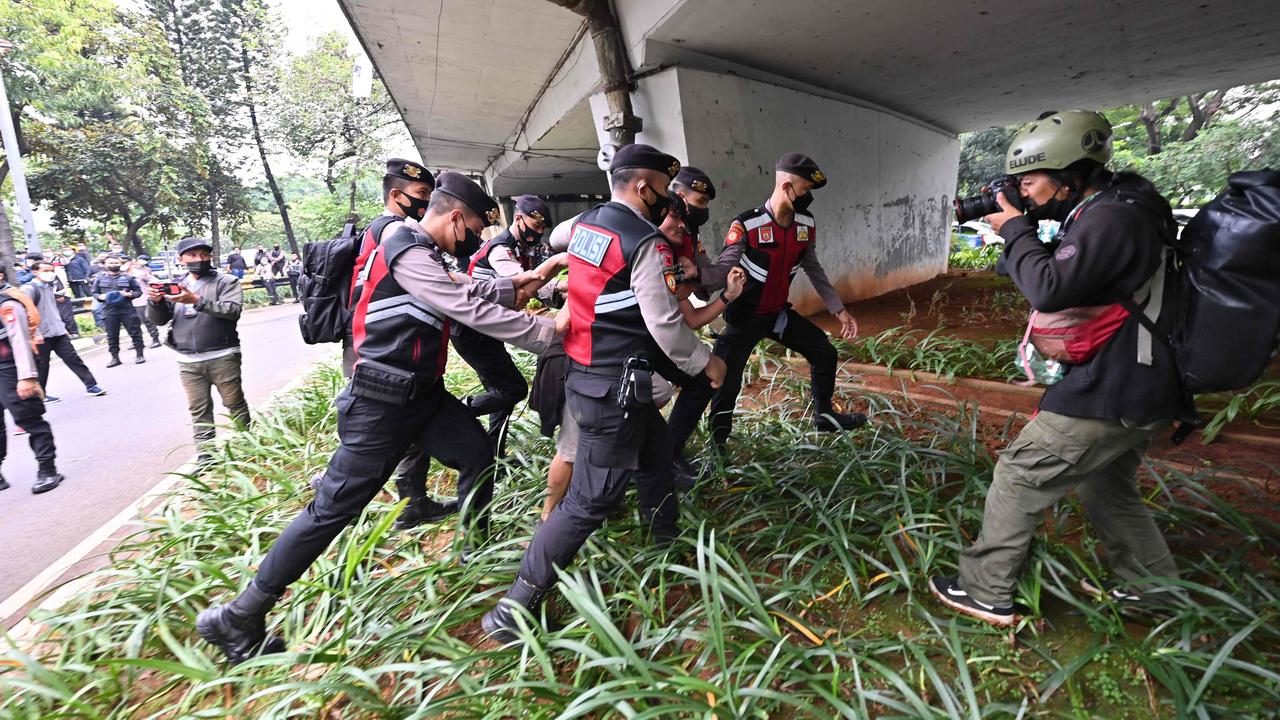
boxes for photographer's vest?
[564,202,663,367]
[350,225,450,377]
[726,206,815,317]
[467,229,531,281]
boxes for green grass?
[949,245,1003,270]
[831,327,1024,382]
[2,358,1278,718]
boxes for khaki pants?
[179,353,251,445]
[959,411,1178,607]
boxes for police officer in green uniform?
[929,111,1183,627]
[196,173,559,664]
[481,144,727,645]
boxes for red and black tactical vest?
[350,225,451,377]
[348,214,403,311]
[467,228,531,281]
[725,206,815,317]
[564,202,665,367]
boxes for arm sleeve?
[197,276,243,320]
[392,246,556,355]
[632,239,712,375]
[548,214,583,252]
[697,222,748,292]
[147,299,174,325]
[3,303,37,380]
[487,245,525,279]
[127,276,142,295]
[799,247,847,316]
[1001,207,1147,313]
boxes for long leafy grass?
[2,359,1278,718]
[831,327,1023,382]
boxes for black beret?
[674,166,715,199]
[435,171,501,226]
[385,158,434,186]
[176,237,213,255]
[610,143,681,179]
[776,152,826,188]
[514,195,550,225]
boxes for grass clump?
[2,358,1278,718]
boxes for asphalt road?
[0,303,336,602]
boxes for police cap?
[514,195,550,225]
[610,143,681,179]
[776,152,826,189]
[435,171,501,226]
[674,166,716,199]
[385,158,434,186]
[176,237,214,255]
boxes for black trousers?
[254,383,493,595]
[69,280,89,299]
[56,298,77,335]
[0,356,57,472]
[287,272,300,300]
[452,327,529,455]
[667,308,837,456]
[517,367,677,589]
[36,334,98,392]
[135,305,159,341]
[261,279,280,304]
[103,307,144,355]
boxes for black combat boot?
[392,477,458,531]
[639,503,678,547]
[481,575,548,645]
[134,348,146,365]
[814,410,867,432]
[106,354,122,368]
[0,473,9,492]
[196,582,287,664]
[32,466,64,494]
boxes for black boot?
[392,477,458,530]
[106,354,122,368]
[814,410,868,432]
[0,473,9,492]
[196,582,286,664]
[148,335,162,348]
[135,349,146,365]
[32,467,64,494]
[638,503,678,547]
[481,576,548,645]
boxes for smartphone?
[150,282,183,295]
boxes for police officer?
[454,195,552,454]
[666,153,865,471]
[481,144,727,645]
[89,255,147,367]
[0,284,65,494]
[341,158,457,531]
[668,166,719,292]
[195,172,558,664]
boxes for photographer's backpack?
[1157,170,1280,394]
[297,216,399,345]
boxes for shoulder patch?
[725,223,745,246]
[797,225,810,243]
[568,223,615,267]
[759,226,775,245]
[1054,244,1078,261]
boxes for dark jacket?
[89,271,142,310]
[147,271,243,354]
[66,252,92,282]
[1001,174,1184,422]
[227,252,247,272]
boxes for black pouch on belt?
[615,357,654,411]
[350,358,421,406]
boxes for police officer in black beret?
[452,194,553,456]
[481,144,727,645]
[196,172,561,665]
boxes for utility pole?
[0,39,39,254]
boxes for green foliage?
[832,327,1022,382]
[1125,117,1280,206]
[948,244,1002,271]
[956,126,1018,197]
[1200,379,1280,444]
[2,362,1278,717]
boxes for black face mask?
[517,220,543,245]
[454,219,483,258]
[396,193,431,221]
[791,189,814,214]
[639,183,672,223]
[684,204,710,230]
[106,264,122,274]
[187,260,213,277]
[1024,182,1076,223]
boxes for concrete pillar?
[590,67,960,314]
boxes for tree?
[955,126,1017,198]
[1127,117,1280,206]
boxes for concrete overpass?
[338,0,1280,310]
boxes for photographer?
[147,237,250,463]
[929,110,1182,626]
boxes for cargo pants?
[959,411,1178,607]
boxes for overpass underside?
[340,0,1280,309]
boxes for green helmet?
[1005,110,1113,174]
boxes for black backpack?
[1158,171,1280,394]
[297,216,399,345]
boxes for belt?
[569,360,624,376]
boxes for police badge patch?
[725,224,745,246]
[797,226,809,243]
[759,226,775,245]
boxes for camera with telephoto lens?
[953,175,1023,223]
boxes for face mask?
[517,219,543,245]
[787,185,814,214]
[62,250,73,258]
[106,264,122,273]
[396,192,430,221]
[1024,182,1075,224]
[684,204,710,230]
[639,182,672,223]
[37,272,55,283]
[454,218,483,258]
[187,260,213,277]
